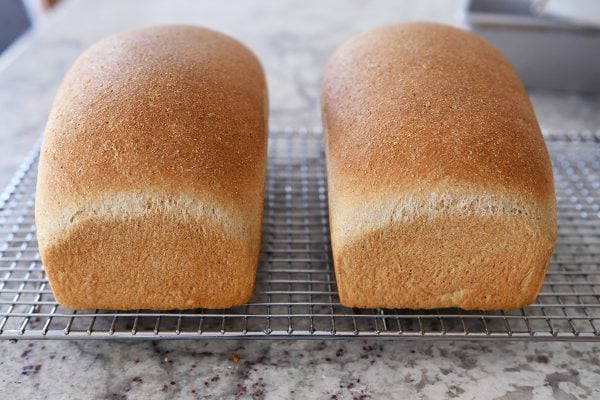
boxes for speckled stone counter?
[0,1,599,398]
[4,339,600,399]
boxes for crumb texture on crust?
[329,186,556,244]
[36,191,258,247]
[35,25,268,310]
[322,22,557,310]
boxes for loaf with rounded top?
[321,22,557,310]
[36,25,268,310]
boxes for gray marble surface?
[3,339,600,399]
[0,0,599,399]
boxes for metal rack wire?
[0,129,599,340]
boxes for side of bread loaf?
[322,22,557,310]
[35,25,268,310]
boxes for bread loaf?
[36,25,268,310]
[321,22,556,310]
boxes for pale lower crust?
[40,212,260,310]
[332,214,555,310]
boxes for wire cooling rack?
[0,129,599,341]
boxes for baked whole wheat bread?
[321,22,557,310]
[35,25,268,310]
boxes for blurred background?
[0,0,599,189]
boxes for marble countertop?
[0,0,599,398]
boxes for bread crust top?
[36,25,268,242]
[322,22,554,212]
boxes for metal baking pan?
[467,0,600,92]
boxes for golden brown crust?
[335,214,554,310]
[43,212,258,310]
[36,25,268,310]
[322,22,557,310]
